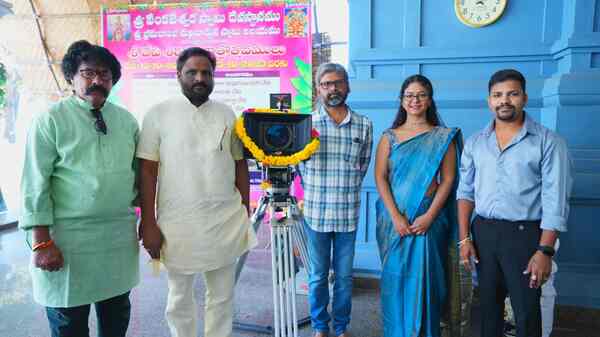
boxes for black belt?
[474,215,541,227]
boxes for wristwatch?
[537,245,555,257]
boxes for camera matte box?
[242,111,312,158]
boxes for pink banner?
[102,1,312,118]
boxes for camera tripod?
[234,165,311,337]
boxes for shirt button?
[518,225,524,231]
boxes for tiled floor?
[0,226,374,337]
[1,225,597,337]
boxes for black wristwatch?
[537,245,555,257]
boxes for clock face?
[455,0,507,28]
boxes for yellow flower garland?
[260,181,272,190]
[235,116,320,166]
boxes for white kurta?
[136,97,257,273]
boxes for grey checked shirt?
[299,105,373,232]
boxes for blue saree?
[376,127,461,337]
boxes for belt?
[475,215,541,227]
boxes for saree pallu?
[376,127,465,337]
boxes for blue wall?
[347,0,600,308]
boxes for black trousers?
[46,291,131,337]
[472,216,542,337]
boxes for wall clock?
[455,0,507,28]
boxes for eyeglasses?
[319,79,346,90]
[79,69,112,81]
[402,93,430,101]
[91,109,108,135]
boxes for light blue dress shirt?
[457,114,573,232]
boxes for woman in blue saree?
[374,75,463,337]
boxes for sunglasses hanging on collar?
[90,108,108,135]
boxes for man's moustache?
[497,104,514,111]
[85,85,108,97]
[192,83,208,90]
[327,93,343,100]
[326,95,344,106]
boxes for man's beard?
[85,84,109,98]
[324,92,347,107]
[183,83,213,103]
[495,104,518,121]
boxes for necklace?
[404,121,430,131]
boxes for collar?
[483,111,538,137]
[318,104,352,126]
[181,95,212,110]
[72,95,97,111]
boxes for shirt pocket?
[343,139,362,169]
[218,124,232,156]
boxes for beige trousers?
[165,263,235,337]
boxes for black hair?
[61,40,122,85]
[391,74,440,128]
[488,69,526,93]
[176,47,217,72]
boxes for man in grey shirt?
[456,69,572,337]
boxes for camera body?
[242,110,312,158]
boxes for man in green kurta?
[19,40,139,337]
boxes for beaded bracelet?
[32,239,54,252]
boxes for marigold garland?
[235,115,320,166]
[259,181,272,190]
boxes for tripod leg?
[271,225,281,337]
[234,192,310,335]
[289,198,311,275]
[288,226,299,337]
[288,197,312,331]
[283,226,293,337]
[276,225,288,336]
[235,196,269,284]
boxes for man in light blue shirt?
[456,69,572,337]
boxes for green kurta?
[19,95,140,308]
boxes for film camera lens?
[264,124,293,151]
[242,111,312,158]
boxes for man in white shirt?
[137,47,257,337]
